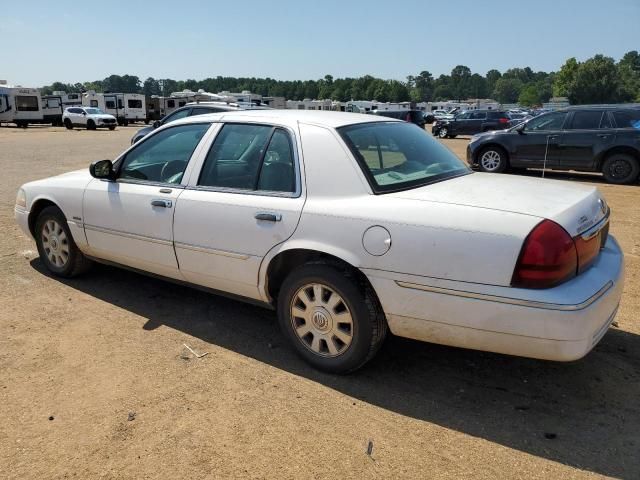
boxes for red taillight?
[499,117,510,124]
[512,220,577,289]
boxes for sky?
[2,0,638,87]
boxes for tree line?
[40,51,640,106]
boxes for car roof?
[170,109,399,129]
[559,104,640,111]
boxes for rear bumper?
[365,235,625,361]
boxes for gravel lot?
[1,125,638,479]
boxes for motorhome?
[0,83,43,127]
[82,92,146,125]
[42,91,83,126]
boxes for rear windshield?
[612,109,640,129]
[339,122,470,193]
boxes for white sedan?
[14,111,624,373]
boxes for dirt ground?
[0,125,638,479]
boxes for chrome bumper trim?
[395,280,613,311]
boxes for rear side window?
[568,111,605,130]
[471,111,487,119]
[612,110,640,129]
[524,112,567,131]
[198,124,296,193]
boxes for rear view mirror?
[90,159,115,180]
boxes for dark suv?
[373,110,426,128]
[432,110,511,138]
[466,106,640,184]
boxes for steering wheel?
[160,160,185,184]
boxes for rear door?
[512,111,568,167]
[173,122,305,299]
[466,111,486,134]
[558,110,614,170]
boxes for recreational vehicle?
[42,91,83,126]
[0,84,43,127]
[82,92,146,125]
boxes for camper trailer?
[82,92,146,125]
[0,83,44,127]
[42,91,83,126]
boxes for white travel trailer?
[0,83,43,127]
[42,91,83,126]
[82,92,146,125]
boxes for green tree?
[553,57,579,97]
[486,69,502,95]
[493,78,523,103]
[570,55,623,104]
[618,50,640,101]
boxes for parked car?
[372,109,426,128]
[62,107,117,130]
[467,106,640,184]
[432,110,511,138]
[130,102,269,144]
[433,109,456,122]
[15,111,623,373]
[422,111,435,124]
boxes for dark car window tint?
[198,124,273,190]
[524,112,567,131]
[569,111,604,130]
[612,110,640,129]
[470,111,486,119]
[119,123,210,184]
[163,108,191,124]
[340,122,470,193]
[600,112,613,129]
[257,129,296,192]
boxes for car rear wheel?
[478,146,508,173]
[64,119,73,130]
[35,206,92,278]
[277,262,387,374]
[602,153,640,185]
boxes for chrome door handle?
[255,212,282,222]
[151,199,172,208]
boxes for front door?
[512,111,568,167]
[174,123,305,300]
[83,122,212,278]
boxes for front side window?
[16,96,39,111]
[568,110,604,130]
[524,111,567,131]
[470,111,486,119]
[119,123,210,184]
[162,108,190,125]
[85,108,103,115]
[198,124,296,193]
[128,99,142,109]
[612,109,640,129]
[339,122,470,193]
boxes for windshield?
[85,108,104,115]
[339,122,471,193]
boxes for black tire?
[87,120,96,130]
[35,206,92,278]
[64,119,73,130]
[277,262,387,374]
[478,145,508,173]
[108,126,116,131]
[601,153,640,185]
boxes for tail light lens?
[499,117,510,124]
[512,220,577,288]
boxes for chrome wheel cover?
[480,150,502,171]
[41,219,70,268]
[438,128,448,138]
[290,283,354,357]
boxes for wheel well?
[597,146,640,170]
[28,199,58,237]
[265,249,376,305]
[475,143,509,165]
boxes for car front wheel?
[438,127,449,138]
[277,263,387,373]
[602,153,640,185]
[64,119,73,130]
[478,146,508,173]
[35,206,92,277]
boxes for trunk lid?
[389,172,608,237]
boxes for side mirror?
[90,159,115,180]
[516,123,526,134]
[153,120,161,128]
